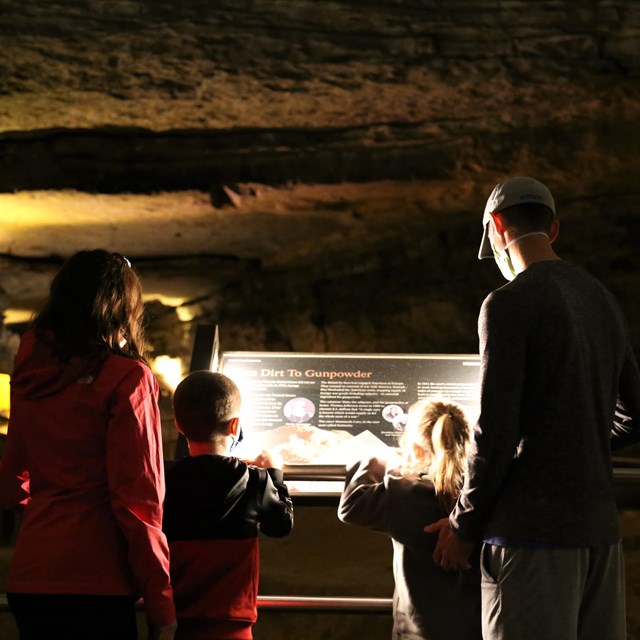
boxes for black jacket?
[163,455,293,634]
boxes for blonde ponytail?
[400,399,470,511]
[428,411,469,511]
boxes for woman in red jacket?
[0,250,176,640]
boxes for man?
[426,176,640,639]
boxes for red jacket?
[0,330,175,627]
[163,455,293,639]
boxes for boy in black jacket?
[163,371,294,640]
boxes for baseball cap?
[478,176,556,259]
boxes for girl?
[338,398,481,640]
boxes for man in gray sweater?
[426,176,640,640]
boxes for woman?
[0,250,176,640]
[338,398,481,640]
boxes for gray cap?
[478,176,556,259]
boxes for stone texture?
[1,3,640,636]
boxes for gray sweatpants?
[480,543,626,640]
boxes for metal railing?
[282,462,640,508]
[283,464,346,481]
[0,593,392,615]
[0,460,637,619]
[283,461,640,482]
[256,596,392,613]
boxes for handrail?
[283,464,346,481]
[0,593,392,615]
[283,462,640,483]
[257,595,392,613]
[0,464,637,619]
[615,467,640,481]
[283,463,640,507]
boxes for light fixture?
[0,373,10,436]
[151,356,184,393]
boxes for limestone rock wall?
[1,0,639,131]
[1,3,640,639]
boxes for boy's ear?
[174,419,184,435]
[228,417,240,437]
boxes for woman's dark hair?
[33,249,146,362]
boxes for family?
[1,176,638,640]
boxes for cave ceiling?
[1,1,640,365]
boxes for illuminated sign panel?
[219,352,481,468]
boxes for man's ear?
[228,417,240,437]
[174,419,184,435]
[489,211,506,235]
[549,219,560,243]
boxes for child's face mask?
[230,424,244,453]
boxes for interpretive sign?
[219,352,481,467]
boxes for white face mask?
[492,243,517,281]
[490,230,549,282]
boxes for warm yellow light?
[151,356,184,393]
[0,193,206,228]
[141,295,195,321]
[142,294,186,307]
[175,306,196,322]
[3,309,35,325]
[0,373,10,419]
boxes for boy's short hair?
[173,371,241,442]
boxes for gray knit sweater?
[450,260,640,546]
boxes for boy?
[163,370,294,640]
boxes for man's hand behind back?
[424,517,474,572]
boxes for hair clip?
[113,253,131,268]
